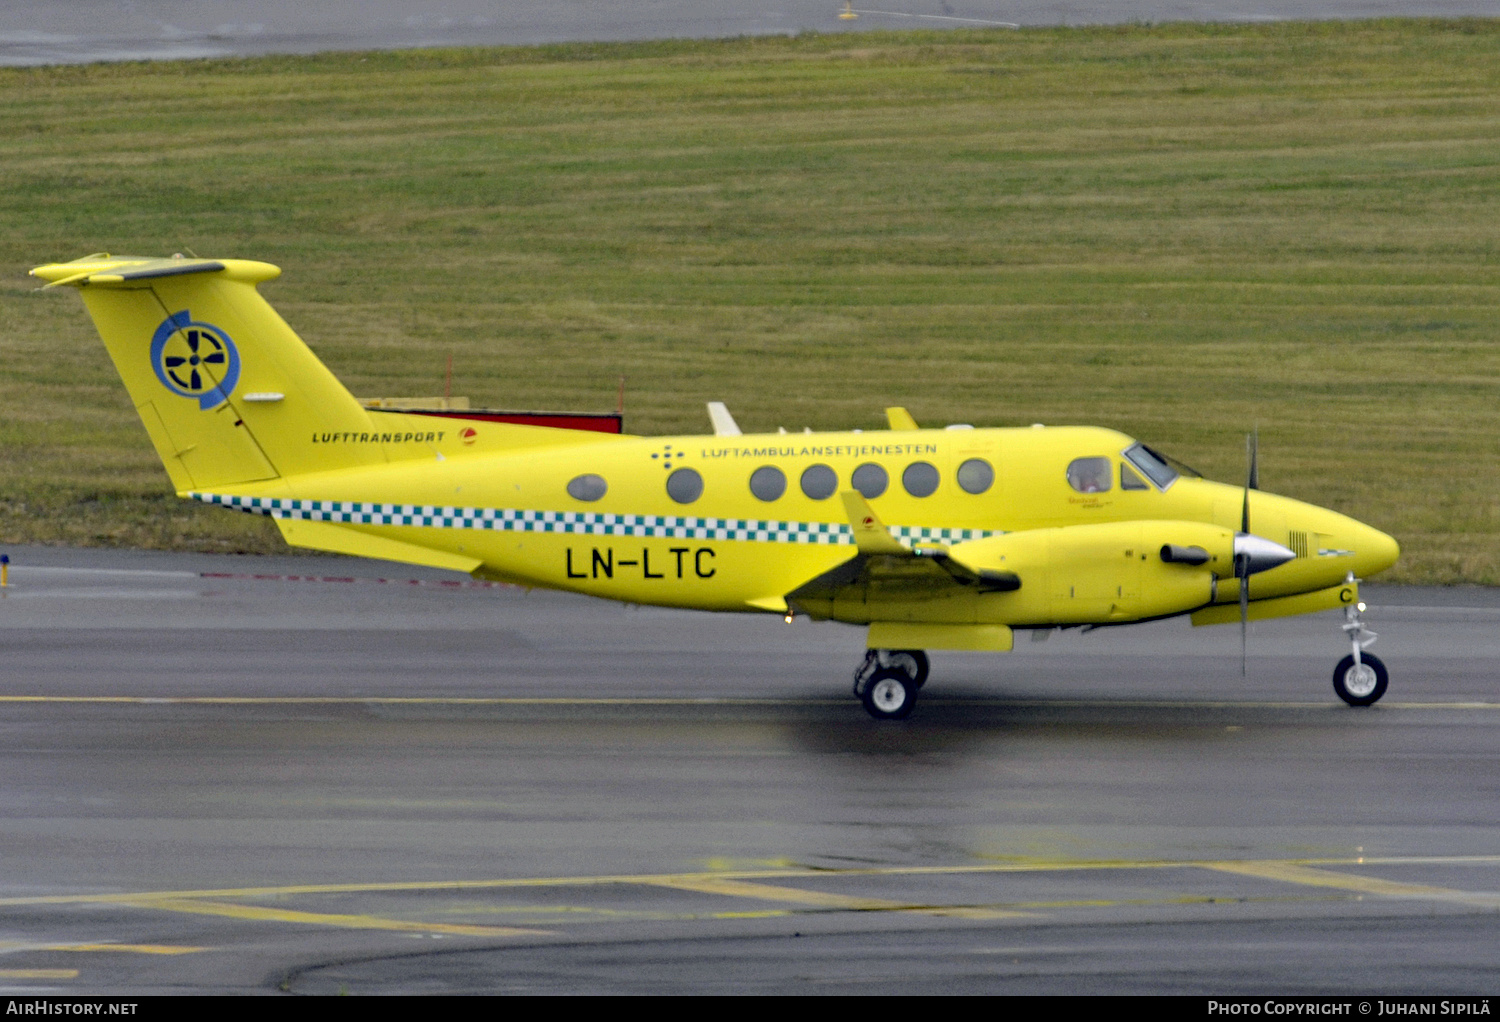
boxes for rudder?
[32,254,382,491]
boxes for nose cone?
[1353,523,1401,579]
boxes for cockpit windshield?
[1122,442,1187,490]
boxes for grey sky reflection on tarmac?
[3,1,1499,66]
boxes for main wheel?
[861,668,918,720]
[853,649,930,695]
[1333,652,1387,707]
[853,650,880,696]
[887,649,930,689]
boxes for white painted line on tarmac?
[2,695,1498,710]
[199,571,514,589]
[847,8,1020,26]
[3,566,198,579]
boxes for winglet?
[707,402,742,436]
[885,407,919,431]
[840,491,908,555]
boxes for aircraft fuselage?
[197,423,1398,627]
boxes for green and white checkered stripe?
[190,492,1001,547]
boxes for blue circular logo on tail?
[151,311,240,410]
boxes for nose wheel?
[854,648,929,719]
[1335,581,1387,706]
[1334,652,1387,706]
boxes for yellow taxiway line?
[0,969,79,980]
[647,876,1028,920]
[1204,861,1500,909]
[130,898,547,938]
[46,944,208,955]
[6,854,1499,910]
[1,855,1495,940]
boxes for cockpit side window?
[1066,457,1112,494]
[1120,463,1149,491]
[1122,442,1179,490]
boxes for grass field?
[2,20,1498,583]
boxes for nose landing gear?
[1334,580,1386,706]
[854,648,929,719]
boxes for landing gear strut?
[854,649,929,720]
[1334,584,1386,707]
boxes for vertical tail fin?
[31,254,382,491]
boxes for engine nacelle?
[948,519,1236,625]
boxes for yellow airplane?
[31,253,1401,719]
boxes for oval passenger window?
[902,461,939,498]
[850,463,888,499]
[666,467,704,504]
[566,474,608,502]
[749,465,787,502]
[1066,457,1112,494]
[956,458,993,495]
[800,464,837,500]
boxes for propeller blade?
[1240,430,1258,534]
[1239,428,1258,677]
[1242,429,1254,534]
[1240,571,1249,677]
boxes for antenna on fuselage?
[707,402,742,436]
[885,407,919,430]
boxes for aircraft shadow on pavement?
[775,693,1306,758]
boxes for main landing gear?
[1334,593,1387,707]
[854,649,929,720]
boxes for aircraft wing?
[784,493,1020,612]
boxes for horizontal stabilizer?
[32,255,274,288]
[275,517,482,575]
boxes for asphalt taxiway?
[1,545,1498,994]
[5,1,1500,67]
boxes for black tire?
[889,649,930,689]
[1333,653,1387,707]
[853,649,880,697]
[861,668,917,720]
